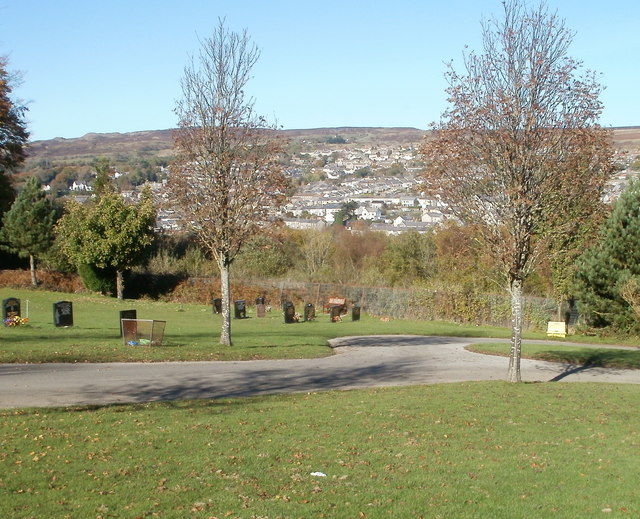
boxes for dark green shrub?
[77,264,115,295]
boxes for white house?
[421,210,445,224]
[282,218,328,230]
[393,216,407,227]
[354,205,382,221]
[306,203,343,223]
[70,181,92,191]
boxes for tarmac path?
[1,335,639,409]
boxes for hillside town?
[151,136,634,234]
[22,126,640,235]
[144,138,450,234]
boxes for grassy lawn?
[2,287,636,364]
[0,287,514,364]
[468,342,640,369]
[3,288,640,517]
[2,382,639,518]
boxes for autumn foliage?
[420,1,615,381]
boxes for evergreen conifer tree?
[0,176,57,285]
[574,179,640,332]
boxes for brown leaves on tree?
[420,0,615,381]
[168,20,289,346]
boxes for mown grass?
[468,342,640,370]
[3,288,640,517]
[1,288,635,364]
[1,382,639,518]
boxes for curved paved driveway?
[1,335,639,408]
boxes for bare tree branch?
[169,20,288,346]
[421,0,614,382]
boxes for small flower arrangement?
[4,315,29,327]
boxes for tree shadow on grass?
[548,349,640,381]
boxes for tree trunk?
[218,254,232,346]
[116,270,124,300]
[507,278,524,383]
[29,254,38,286]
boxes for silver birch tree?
[421,0,614,381]
[169,20,288,346]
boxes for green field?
[2,288,640,517]
[2,383,639,518]
[1,288,636,364]
[0,287,519,364]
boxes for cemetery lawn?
[0,287,509,363]
[2,382,639,518]
[1,288,637,364]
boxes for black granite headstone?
[283,301,296,324]
[330,305,342,322]
[53,301,74,327]
[2,297,20,321]
[304,303,315,322]
[234,300,246,319]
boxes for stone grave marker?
[283,301,296,323]
[53,300,74,327]
[330,305,343,322]
[234,300,246,319]
[304,303,315,321]
[2,297,20,325]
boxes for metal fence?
[211,278,560,331]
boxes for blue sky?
[1,0,639,141]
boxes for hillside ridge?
[24,126,640,165]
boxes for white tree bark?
[507,278,523,382]
[219,255,232,346]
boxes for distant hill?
[24,129,177,164]
[23,126,640,166]
[23,127,427,165]
[612,127,640,154]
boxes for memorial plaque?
[2,297,20,321]
[119,309,137,337]
[256,303,266,318]
[53,301,74,327]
